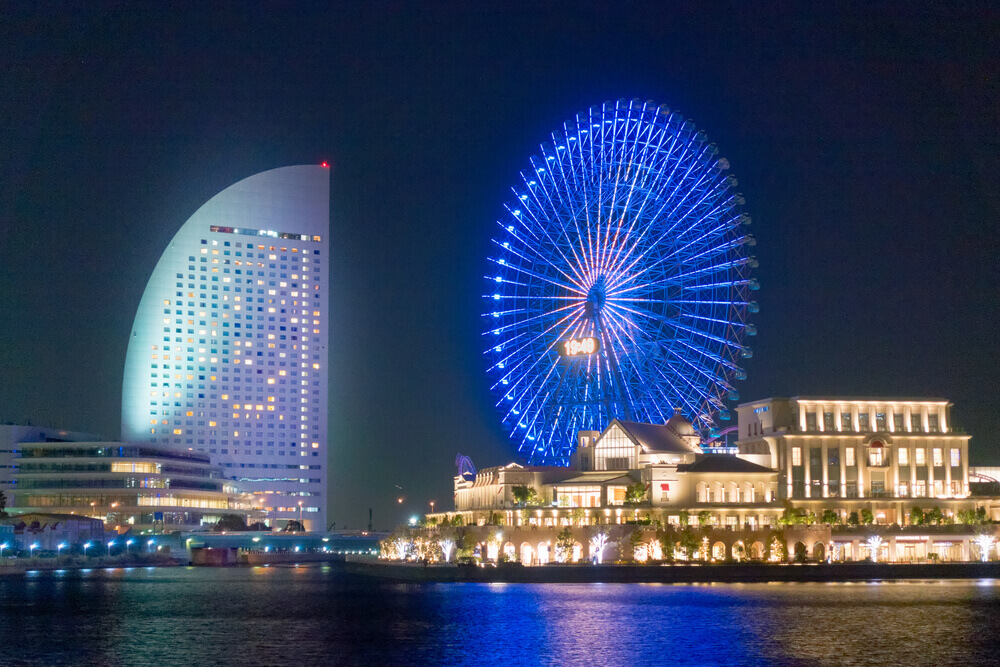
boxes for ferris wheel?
[484,99,759,465]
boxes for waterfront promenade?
[344,556,1000,584]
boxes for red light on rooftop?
[320,161,329,168]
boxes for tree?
[590,531,612,564]
[678,529,700,560]
[450,514,464,527]
[624,482,649,505]
[570,507,586,526]
[556,527,575,562]
[214,514,248,532]
[457,529,478,558]
[247,521,270,531]
[766,531,787,562]
[512,485,537,507]
[283,519,304,532]
[925,506,943,525]
[859,508,874,525]
[656,527,675,562]
[909,507,925,526]
[820,509,839,525]
[678,510,690,527]
[627,529,645,561]
[697,510,712,527]
[847,511,860,527]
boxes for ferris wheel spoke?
[486,100,753,464]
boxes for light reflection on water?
[0,568,997,666]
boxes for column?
[858,450,865,499]
[822,442,829,498]
[804,444,811,498]
[904,405,912,432]
[945,454,952,497]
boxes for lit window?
[791,447,802,466]
[868,446,883,467]
[845,447,855,467]
[898,448,908,466]
[950,449,960,467]
[932,448,944,467]
[915,448,926,465]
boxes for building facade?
[437,398,992,531]
[1,426,253,532]
[121,165,330,529]
[737,397,971,524]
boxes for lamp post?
[83,541,93,557]
[147,538,155,553]
[0,542,8,558]
[429,500,435,514]
[57,542,67,555]
[298,501,303,528]
[126,538,135,555]
[107,540,115,557]
[30,542,39,558]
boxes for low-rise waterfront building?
[424,397,1000,564]
[1,425,256,532]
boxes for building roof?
[613,419,702,454]
[739,396,951,406]
[677,454,775,474]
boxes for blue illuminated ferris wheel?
[484,99,759,466]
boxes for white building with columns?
[736,397,971,524]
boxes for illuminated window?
[868,445,883,467]
[932,448,943,467]
[791,447,802,466]
[845,447,855,467]
[950,449,960,467]
[915,448,926,465]
[928,414,940,433]
[897,448,909,466]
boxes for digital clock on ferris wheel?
[558,336,600,357]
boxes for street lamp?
[126,538,135,555]
[298,501,303,527]
[83,541,93,556]
[30,542,39,558]
[107,540,115,556]
[429,500,435,513]
[57,542,67,555]
[0,542,8,558]
[147,538,155,552]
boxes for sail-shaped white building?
[122,165,329,530]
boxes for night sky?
[2,4,998,530]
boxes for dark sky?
[2,3,998,530]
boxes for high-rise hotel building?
[122,165,329,530]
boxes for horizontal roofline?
[739,396,951,406]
